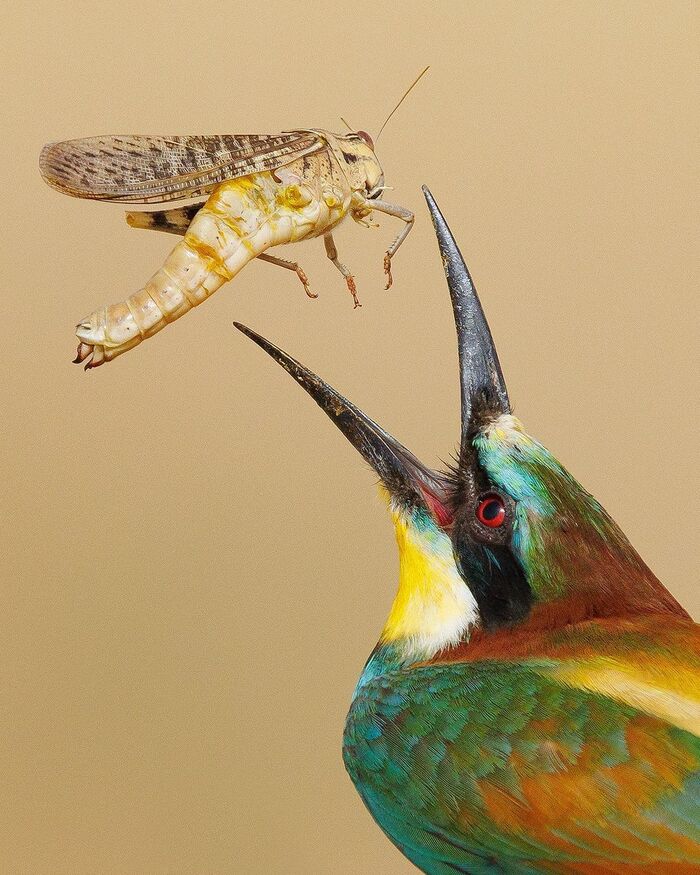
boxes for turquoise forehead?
[472,421,559,517]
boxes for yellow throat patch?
[380,497,478,660]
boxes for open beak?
[234,188,509,524]
[421,186,510,466]
[233,323,452,525]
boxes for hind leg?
[257,253,317,299]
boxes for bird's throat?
[379,504,479,663]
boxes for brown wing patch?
[39,132,323,203]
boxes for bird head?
[235,188,687,663]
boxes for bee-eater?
[234,187,699,873]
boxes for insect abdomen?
[74,166,348,368]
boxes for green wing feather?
[344,660,700,874]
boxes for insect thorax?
[310,130,385,200]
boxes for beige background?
[1,2,697,872]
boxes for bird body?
[236,189,699,872]
[343,504,700,873]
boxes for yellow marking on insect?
[206,206,247,239]
[277,184,312,210]
[542,658,700,735]
[233,176,259,193]
[125,211,150,230]
[235,176,275,214]
[184,234,235,281]
[61,129,413,369]
[379,491,478,659]
[323,187,343,209]
[208,176,272,219]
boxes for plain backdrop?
[1,2,698,872]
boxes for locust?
[39,69,428,369]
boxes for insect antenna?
[340,117,354,131]
[376,66,430,142]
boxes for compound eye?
[476,494,506,528]
[356,130,374,150]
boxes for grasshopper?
[39,69,428,369]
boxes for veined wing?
[39,132,324,204]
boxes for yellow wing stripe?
[541,657,700,735]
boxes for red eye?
[476,495,506,528]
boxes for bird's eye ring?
[476,495,506,528]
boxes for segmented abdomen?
[75,159,349,368]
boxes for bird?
[234,187,700,873]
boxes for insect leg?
[323,233,361,309]
[358,199,415,290]
[125,203,206,236]
[257,253,318,299]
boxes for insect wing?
[39,132,324,204]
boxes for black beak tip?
[421,185,440,219]
[421,186,442,229]
[233,320,255,340]
[234,320,276,354]
[421,185,458,257]
[233,321,293,370]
